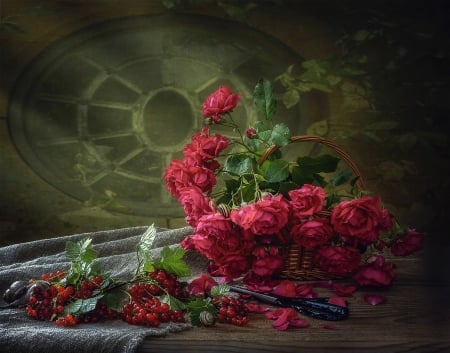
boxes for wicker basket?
[259,135,365,281]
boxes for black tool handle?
[277,298,349,321]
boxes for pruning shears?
[230,286,349,321]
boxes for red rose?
[190,214,254,279]
[164,160,216,197]
[201,85,241,123]
[390,229,423,256]
[251,255,284,277]
[164,159,191,197]
[353,255,396,287]
[177,186,214,227]
[214,254,251,279]
[183,128,229,169]
[289,184,326,218]
[251,245,284,277]
[230,194,290,235]
[314,246,361,276]
[291,218,333,249]
[331,196,383,245]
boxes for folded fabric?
[0,225,205,353]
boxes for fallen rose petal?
[322,324,336,330]
[273,280,297,297]
[364,294,386,305]
[245,303,269,313]
[296,283,316,298]
[272,320,290,331]
[328,297,347,307]
[333,283,358,297]
[266,308,307,331]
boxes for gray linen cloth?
[0,225,205,353]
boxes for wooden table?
[138,239,450,353]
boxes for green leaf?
[102,288,130,312]
[138,224,157,263]
[297,154,340,173]
[269,123,291,147]
[160,294,187,311]
[153,246,191,277]
[254,78,277,120]
[187,298,217,327]
[239,181,257,203]
[210,284,230,297]
[223,154,254,176]
[278,181,300,196]
[330,168,353,187]
[260,159,290,183]
[64,295,103,315]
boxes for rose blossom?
[390,229,423,256]
[289,184,326,218]
[353,255,396,287]
[215,254,251,279]
[291,218,333,249]
[164,160,216,197]
[331,196,383,245]
[201,85,241,123]
[177,186,214,227]
[251,254,284,277]
[314,246,361,276]
[230,194,290,235]
[183,128,229,169]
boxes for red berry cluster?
[74,276,103,299]
[26,274,119,326]
[122,283,185,327]
[26,283,59,321]
[211,295,249,326]
[147,269,189,299]
[41,270,65,282]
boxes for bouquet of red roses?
[164,79,422,287]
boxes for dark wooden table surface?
[138,239,450,353]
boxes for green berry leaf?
[210,284,230,297]
[102,288,130,312]
[65,238,98,264]
[160,294,187,311]
[153,246,191,277]
[137,224,157,271]
[63,294,104,315]
[187,298,217,327]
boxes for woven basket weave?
[259,135,365,281]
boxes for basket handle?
[258,135,365,190]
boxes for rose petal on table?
[245,303,269,313]
[332,283,358,297]
[272,280,297,297]
[327,297,347,307]
[322,324,336,330]
[364,294,387,305]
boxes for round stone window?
[8,14,308,217]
